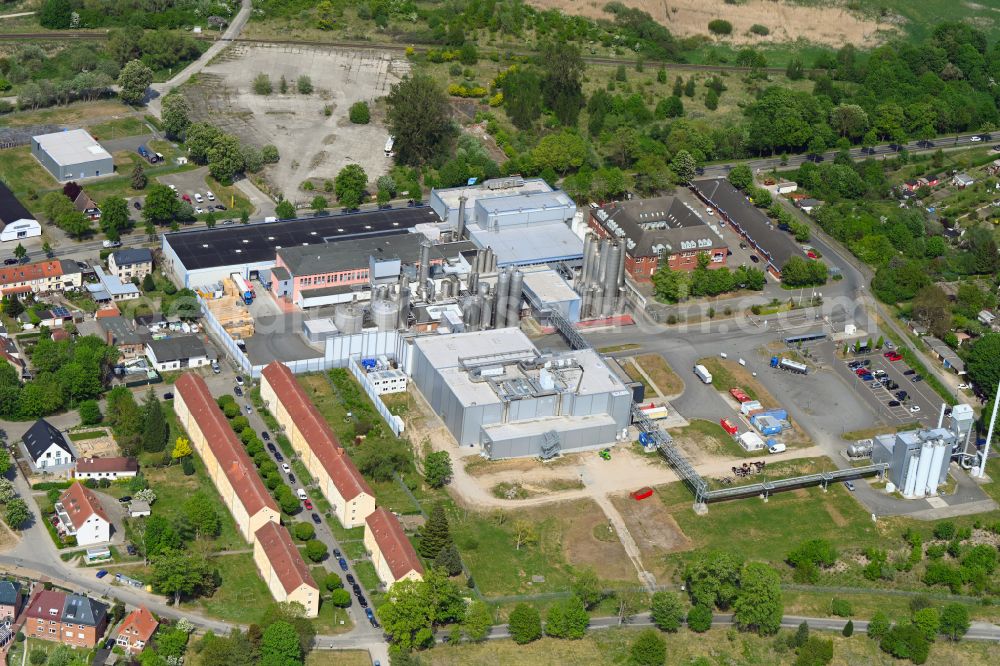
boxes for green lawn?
[670,419,758,459]
[341,539,366,560]
[182,553,272,623]
[369,479,422,515]
[353,560,381,593]
[67,430,106,441]
[88,116,150,140]
[0,146,58,201]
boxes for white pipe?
[937,402,946,429]
[903,454,919,497]
[975,380,1000,478]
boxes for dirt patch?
[69,427,120,458]
[825,502,847,527]
[560,502,634,580]
[526,0,893,48]
[465,455,575,478]
[0,521,18,552]
[611,492,691,576]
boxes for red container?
[632,487,654,501]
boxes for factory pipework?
[456,195,468,240]
[417,240,431,298]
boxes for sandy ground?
[70,428,120,459]
[527,0,892,47]
[183,44,409,203]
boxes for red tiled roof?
[0,260,64,287]
[76,457,138,474]
[254,521,318,595]
[118,606,158,642]
[175,373,278,516]
[25,590,66,620]
[95,304,121,319]
[262,362,373,502]
[365,507,423,581]
[58,481,111,528]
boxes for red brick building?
[588,197,728,281]
[24,590,107,648]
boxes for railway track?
[0,31,795,75]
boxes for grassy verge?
[67,430,106,441]
[305,651,371,666]
[597,343,641,354]
[842,422,921,441]
[353,560,380,593]
[622,361,655,398]
[633,353,685,396]
[181,553,271,623]
[670,419,758,459]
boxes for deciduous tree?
[162,94,191,139]
[334,164,368,209]
[386,74,453,165]
[733,562,783,635]
[650,590,685,632]
[629,629,666,666]
[100,196,130,241]
[508,603,542,644]
[117,60,153,105]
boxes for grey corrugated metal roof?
[33,129,110,166]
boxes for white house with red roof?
[55,482,111,546]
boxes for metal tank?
[591,285,605,319]
[494,268,510,328]
[456,196,468,239]
[334,301,363,334]
[506,269,524,327]
[440,279,452,300]
[371,299,400,331]
[397,287,411,329]
[603,242,621,316]
[617,238,626,291]
[578,233,594,290]
[913,440,934,498]
[467,271,479,294]
[462,296,482,332]
[418,240,432,297]
[927,441,946,495]
[903,454,919,497]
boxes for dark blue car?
[338,557,348,571]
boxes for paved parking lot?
[675,188,768,269]
[156,166,232,216]
[836,351,945,426]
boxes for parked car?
[266,443,277,453]
[287,473,295,484]
[2,258,16,266]
[102,240,122,248]
[895,391,908,400]
[958,383,971,390]
[910,405,921,413]
[296,488,308,500]
[133,201,142,210]
[163,392,173,400]
[234,386,243,397]
[912,375,924,382]
[844,481,856,491]
[338,557,349,571]
[212,361,221,374]
[903,369,916,375]
[126,544,137,555]
[274,451,283,462]
[311,513,322,524]
[888,400,901,407]
[346,574,356,585]
[972,135,983,142]
[235,375,245,386]
[365,607,378,627]
[333,548,342,558]
[245,404,253,413]
[261,431,271,440]
[119,496,132,503]
[96,570,109,579]
[182,194,191,202]
[749,255,760,263]
[303,499,313,510]
[281,463,291,473]
[357,595,368,608]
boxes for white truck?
[693,364,713,384]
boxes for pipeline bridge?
[545,309,887,508]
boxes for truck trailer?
[693,364,713,384]
[230,272,253,305]
[770,356,808,374]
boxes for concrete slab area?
[182,43,410,203]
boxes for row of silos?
[903,436,949,498]
[576,233,625,320]
[460,266,524,331]
[471,247,497,274]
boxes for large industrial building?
[691,178,803,278]
[588,196,728,280]
[871,405,974,499]
[410,328,632,459]
[161,207,440,288]
[31,129,113,181]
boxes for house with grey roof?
[145,336,210,372]
[108,248,153,282]
[21,418,76,475]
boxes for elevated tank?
[334,301,363,334]
[462,296,482,332]
[506,269,524,327]
[495,268,510,328]
[397,287,411,329]
[371,299,400,331]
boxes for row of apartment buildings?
[174,373,320,617]
[260,361,424,588]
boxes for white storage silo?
[903,454,919,497]
[927,441,947,496]
[913,440,935,498]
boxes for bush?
[831,598,852,617]
[78,400,102,425]
[749,24,770,36]
[297,75,313,94]
[708,19,733,36]
[330,588,352,608]
[687,605,712,632]
[933,521,956,540]
[324,573,343,591]
[293,522,315,541]
[349,101,370,124]
[252,73,272,95]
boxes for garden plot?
[183,43,409,201]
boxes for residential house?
[0,581,22,620]
[978,310,996,328]
[902,179,919,192]
[261,362,376,529]
[797,198,823,214]
[145,336,210,372]
[21,418,76,474]
[116,606,158,655]
[97,316,146,360]
[18,308,67,330]
[0,259,82,296]
[73,191,101,222]
[953,173,975,189]
[108,249,153,282]
[75,456,138,481]
[55,482,111,546]
[24,590,108,648]
[0,180,41,243]
[364,507,423,588]
[87,265,140,302]
[253,522,320,617]
[174,373,279,542]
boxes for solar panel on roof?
[50,307,71,318]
